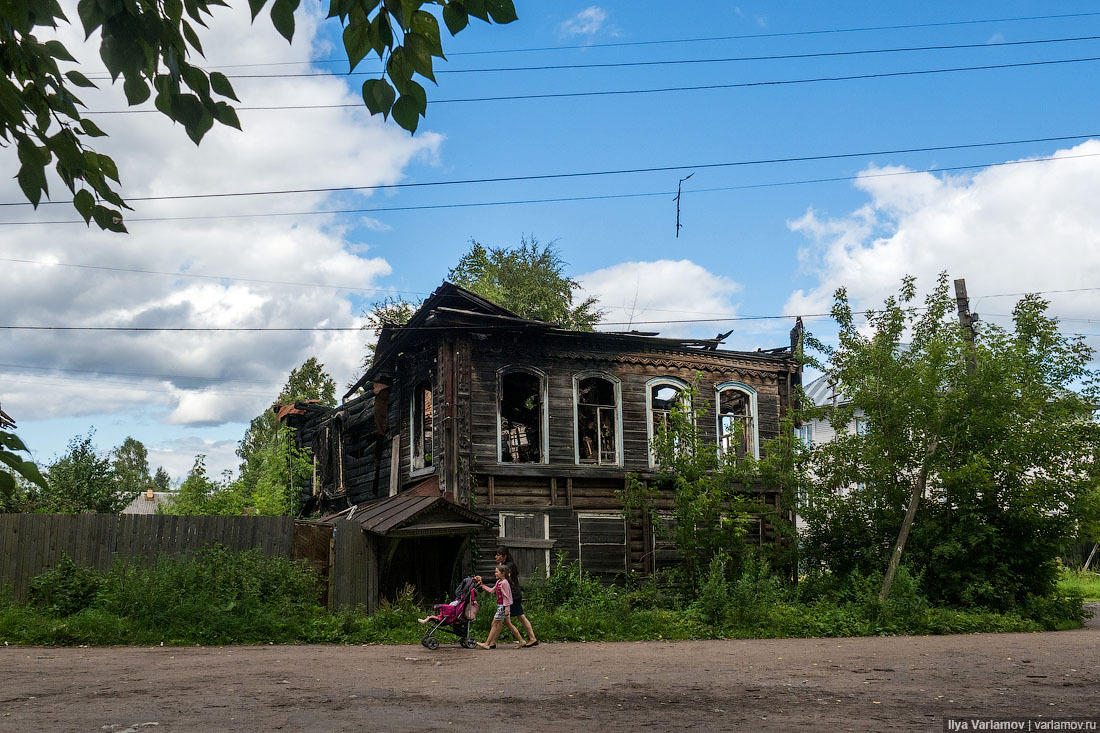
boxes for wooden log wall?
[0,514,294,603]
[329,519,377,612]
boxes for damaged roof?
[321,492,495,538]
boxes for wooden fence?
[0,514,376,611]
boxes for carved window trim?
[645,376,691,468]
[572,371,623,467]
[715,381,759,461]
[496,365,549,465]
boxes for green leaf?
[65,70,98,88]
[123,75,151,105]
[411,10,444,56]
[213,101,242,130]
[181,64,210,99]
[181,19,204,55]
[442,3,467,35]
[370,11,392,56]
[270,0,299,42]
[343,20,372,72]
[48,130,85,173]
[247,0,267,21]
[463,0,488,22]
[76,0,103,38]
[484,0,516,24]
[386,46,413,88]
[164,0,183,22]
[403,33,435,82]
[209,71,239,101]
[43,40,77,62]
[362,78,396,118]
[74,189,95,223]
[391,93,421,133]
[92,205,127,233]
[17,162,48,207]
[98,153,120,183]
[0,432,30,453]
[80,118,109,137]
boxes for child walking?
[474,565,522,650]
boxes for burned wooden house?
[280,283,801,594]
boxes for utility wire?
[3,149,1097,226]
[2,132,1096,209]
[162,34,1100,79]
[0,375,273,398]
[0,362,285,385]
[87,54,1100,113]
[201,11,1100,65]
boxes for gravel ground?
[2,605,1097,732]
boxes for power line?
[3,149,1097,226]
[0,375,274,398]
[169,34,1100,80]
[87,54,1100,113]
[200,11,1100,65]
[2,132,1096,209]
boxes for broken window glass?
[577,376,617,465]
[500,370,543,463]
[650,382,684,438]
[718,388,754,459]
[412,380,433,470]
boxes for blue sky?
[4,1,1100,480]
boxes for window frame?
[496,365,550,465]
[409,378,435,477]
[645,376,691,468]
[715,381,760,461]
[572,371,623,467]
[498,510,552,580]
[577,511,627,575]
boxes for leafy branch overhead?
[0,0,516,229]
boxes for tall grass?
[1058,567,1100,601]
[0,550,1089,646]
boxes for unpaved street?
[2,608,1098,732]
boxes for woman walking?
[496,546,539,648]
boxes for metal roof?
[804,374,849,407]
[321,492,494,537]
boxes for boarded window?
[411,380,433,471]
[499,512,551,580]
[578,513,626,580]
[577,376,618,465]
[500,370,543,463]
[718,388,754,459]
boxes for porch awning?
[321,493,494,538]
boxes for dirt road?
[3,607,1098,732]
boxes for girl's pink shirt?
[480,578,512,608]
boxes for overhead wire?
[2,149,1097,226]
[87,55,1100,114]
[3,131,1096,208]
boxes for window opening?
[412,380,433,471]
[500,370,543,463]
[650,383,684,436]
[577,376,618,465]
[718,387,754,459]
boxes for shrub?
[28,555,103,617]
[693,553,730,626]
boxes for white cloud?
[577,260,741,338]
[0,0,436,436]
[560,7,608,36]
[148,436,241,484]
[784,142,1100,339]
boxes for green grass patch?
[1057,568,1100,602]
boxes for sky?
[4,1,1100,482]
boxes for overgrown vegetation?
[2,551,1087,647]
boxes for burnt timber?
[280,282,801,584]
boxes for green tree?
[449,236,603,330]
[166,454,223,514]
[152,466,173,491]
[2,0,516,228]
[620,380,768,589]
[801,273,1100,609]
[238,357,334,491]
[41,430,135,513]
[111,436,152,498]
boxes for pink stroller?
[420,576,481,650]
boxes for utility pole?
[954,278,978,373]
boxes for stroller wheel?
[424,636,440,651]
